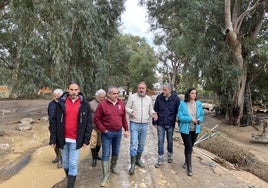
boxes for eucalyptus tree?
[224,0,267,125]
[127,35,157,91]
[106,34,157,92]
[143,0,225,91]
[103,34,133,90]
[0,0,45,97]
[0,0,125,97]
[142,0,268,125]
[36,0,125,95]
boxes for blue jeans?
[101,130,122,161]
[61,142,81,176]
[157,126,174,155]
[129,121,148,156]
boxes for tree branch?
[0,0,9,11]
[236,0,261,33]
[250,1,266,39]
[232,0,242,25]
[225,0,233,31]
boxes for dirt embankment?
[198,114,268,182]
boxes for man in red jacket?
[94,86,129,187]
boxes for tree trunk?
[9,46,21,98]
[244,84,254,126]
[170,65,178,89]
[228,46,247,125]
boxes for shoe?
[155,155,164,168]
[155,162,161,168]
[167,152,173,163]
[92,158,97,167]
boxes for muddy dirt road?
[0,100,267,188]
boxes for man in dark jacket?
[153,83,180,167]
[49,82,92,188]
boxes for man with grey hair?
[94,86,129,187]
[48,88,64,168]
[153,83,180,168]
[89,89,106,167]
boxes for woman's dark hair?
[184,87,197,102]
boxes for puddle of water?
[0,145,90,188]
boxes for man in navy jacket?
[153,83,180,167]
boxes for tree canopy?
[0,1,157,97]
[141,0,268,125]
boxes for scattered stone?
[15,125,33,131]
[0,143,9,150]
[19,118,35,125]
[0,109,12,116]
[40,116,48,122]
[0,130,5,136]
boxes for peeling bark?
[225,0,263,125]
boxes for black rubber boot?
[183,157,187,169]
[136,152,145,168]
[57,150,62,168]
[128,156,136,175]
[183,162,187,169]
[52,148,59,163]
[110,156,119,174]
[95,145,102,160]
[64,168,69,177]
[186,154,192,176]
[67,175,76,188]
[91,148,97,167]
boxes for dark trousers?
[181,131,198,155]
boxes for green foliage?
[0,0,125,98]
[144,0,268,108]
[106,34,157,92]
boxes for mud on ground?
[0,100,267,187]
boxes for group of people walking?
[48,81,204,187]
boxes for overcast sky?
[120,1,154,46]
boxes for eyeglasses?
[113,93,119,95]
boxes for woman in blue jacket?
[178,87,204,176]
